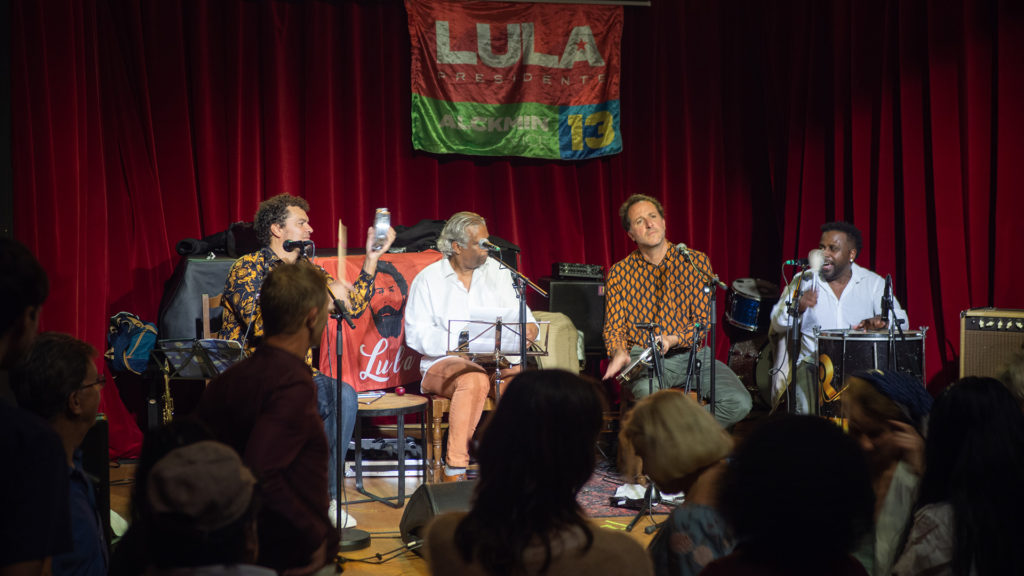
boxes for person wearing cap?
[844,369,933,576]
[12,333,107,576]
[145,440,270,576]
[621,389,735,576]
[198,262,339,575]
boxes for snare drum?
[725,278,780,333]
[816,329,927,420]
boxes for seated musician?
[217,193,395,527]
[769,221,908,414]
[602,194,751,429]
[404,211,538,482]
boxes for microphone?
[787,249,825,269]
[282,240,311,253]
[880,274,893,319]
[634,322,660,330]
[675,243,691,256]
[478,238,502,252]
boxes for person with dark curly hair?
[217,193,396,528]
[769,221,908,413]
[703,415,875,576]
[424,370,653,576]
[893,377,1024,575]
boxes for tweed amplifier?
[959,308,1024,379]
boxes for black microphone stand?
[294,244,371,551]
[489,252,547,400]
[678,248,726,419]
[883,274,905,372]
[328,288,371,551]
[783,267,807,414]
[625,322,664,533]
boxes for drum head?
[817,329,925,341]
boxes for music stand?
[445,318,549,402]
[153,339,244,380]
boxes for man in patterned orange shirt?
[602,194,750,429]
[217,193,395,528]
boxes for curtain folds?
[11,0,1023,448]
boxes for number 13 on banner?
[559,102,622,159]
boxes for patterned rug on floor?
[577,460,676,518]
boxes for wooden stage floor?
[111,462,664,575]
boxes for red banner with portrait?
[313,251,443,391]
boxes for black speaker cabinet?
[546,279,605,353]
[960,308,1024,379]
[399,480,476,549]
[81,415,112,547]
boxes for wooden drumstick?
[337,220,347,285]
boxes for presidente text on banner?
[406,0,623,160]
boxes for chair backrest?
[533,311,581,373]
[201,293,223,339]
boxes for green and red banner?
[406,0,623,160]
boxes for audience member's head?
[998,351,1024,410]
[436,211,486,257]
[0,238,49,369]
[916,377,1024,576]
[844,369,932,473]
[132,418,215,522]
[622,389,732,493]
[13,333,101,450]
[259,261,328,339]
[454,369,605,575]
[718,416,874,573]
[146,441,260,569]
[254,193,310,247]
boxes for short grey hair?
[437,211,486,257]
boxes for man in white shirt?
[404,212,538,482]
[769,221,908,413]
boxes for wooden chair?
[200,293,223,339]
[424,395,496,483]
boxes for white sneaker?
[328,499,357,528]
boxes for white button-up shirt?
[770,263,908,363]
[405,256,538,375]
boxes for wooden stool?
[352,393,427,508]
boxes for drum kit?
[723,278,926,416]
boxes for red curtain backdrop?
[11,0,1024,450]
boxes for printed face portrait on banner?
[371,260,408,339]
[314,251,442,391]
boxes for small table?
[353,393,428,508]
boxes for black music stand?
[153,338,244,380]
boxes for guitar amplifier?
[959,308,1024,379]
[551,262,604,280]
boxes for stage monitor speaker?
[960,308,1024,379]
[399,480,475,550]
[547,279,605,353]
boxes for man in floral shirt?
[218,193,395,528]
